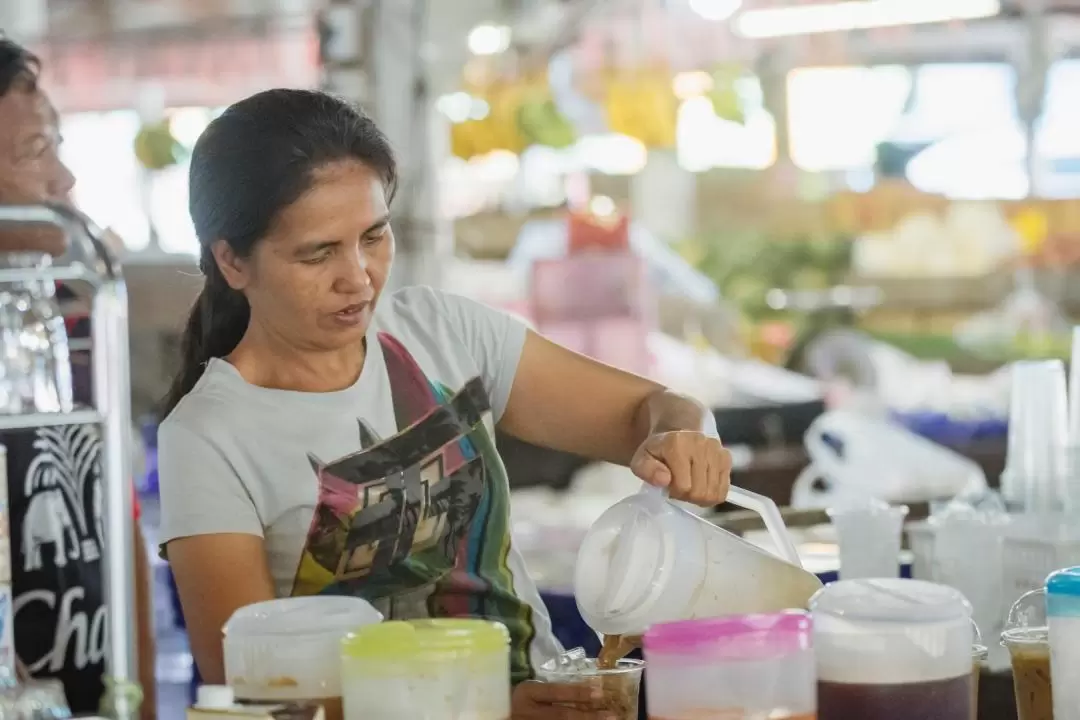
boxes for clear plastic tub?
[341,619,510,720]
[223,596,382,720]
[643,611,815,720]
[811,578,974,720]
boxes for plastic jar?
[341,619,510,720]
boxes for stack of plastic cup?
[826,499,908,580]
[1004,360,1069,514]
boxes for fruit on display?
[603,66,678,149]
[449,80,529,160]
[515,76,577,150]
[133,118,184,171]
[707,63,746,125]
[851,203,1021,278]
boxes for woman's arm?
[500,331,729,505]
[157,422,275,685]
[500,331,708,463]
[166,534,276,684]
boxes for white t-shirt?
[158,286,561,682]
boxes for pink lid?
[643,611,811,661]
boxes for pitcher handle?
[637,412,804,567]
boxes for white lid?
[223,597,383,639]
[811,579,973,685]
[810,578,971,625]
[575,491,696,635]
[196,686,235,709]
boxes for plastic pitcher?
[574,483,822,637]
[811,578,974,720]
[340,619,510,720]
[643,611,816,720]
[223,596,382,720]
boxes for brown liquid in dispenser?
[597,634,641,670]
[818,676,971,720]
[648,713,815,720]
[1010,647,1053,720]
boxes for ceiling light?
[468,24,512,56]
[735,0,1000,39]
[689,0,743,22]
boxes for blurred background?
[4,0,1078,716]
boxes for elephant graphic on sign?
[22,488,78,571]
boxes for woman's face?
[219,160,394,352]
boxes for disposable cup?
[536,658,644,720]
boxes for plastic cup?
[536,657,644,720]
[827,501,909,579]
[1001,589,1052,720]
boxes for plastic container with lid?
[811,578,974,720]
[1047,567,1080,719]
[575,484,822,637]
[643,611,815,720]
[340,619,510,720]
[223,596,382,717]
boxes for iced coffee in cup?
[1002,589,1052,720]
[537,651,644,720]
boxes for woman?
[158,89,731,720]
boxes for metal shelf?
[0,204,137,720]
[0,410,104,431]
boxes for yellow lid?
[342,619,509,662]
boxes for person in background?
[158,89,732,720]
[0,35,157,718]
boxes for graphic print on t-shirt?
[291,332,536,681]
[7,423,107,713]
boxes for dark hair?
[0,36,40,97]
[161,89,398,417]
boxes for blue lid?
[1046,567,1080,617]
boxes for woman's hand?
[630,430,732,507]
[511,680,617,720]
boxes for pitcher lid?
[810,578,971,625]
[223,596,382,638]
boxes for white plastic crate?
[1001,521,1080,606]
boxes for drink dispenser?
[811,578,974,720]
[223,597,382,720]
[643,611,816,720]
[340,619,510,720]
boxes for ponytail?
[161,255,250,418]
